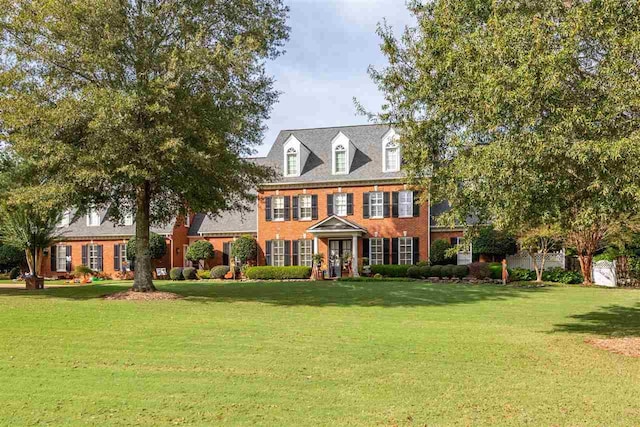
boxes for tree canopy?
[368,0,640,284]
[230,235,258,264]
[0,0,288,291]
[126,233,167,262]
[186,240,214,264]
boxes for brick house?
[42,124,462,279]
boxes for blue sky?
[257,0,414,156]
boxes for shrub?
[488,263,503,280]
[74,264,93,277]
[231,235,258,264]
[407,266,422,279]
[509,268,536,281]
[9,266,20,279]
[182,267,197,280]
[429,265,443,278]
[169,267,184,281]
[430,239,454,265]
[370,264,411,277]
[542,267,583,284]
[468,262,491,279]
[419,265,432,278]
[453,265,469,278]
[210,266,230,279]
[245,266,312,280]
[441,265,456,278]
[186,240,214,266]
[373,273,382,279]
[126,232,167,261]
[197,269,210,279]
[473,226,517,259]
[416,260,430,267]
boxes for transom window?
[334,145,347,174]
[299,240,313,267]
[399,191,413,218]
[370,192,384,218]
[286,147,297,176]
[272,196,285,221]
[369,238,384,265]
[272,240,285,266]
[299,195,312,220]
[88,244,100,270]
[56,245,67,272]
[385,142,400,172]
[398,237,413,265]
[86,209,100,227]
[334,193,347,216]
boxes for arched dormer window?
[334,144,347,174]
[384,141,400,172]
[286,147,298,176]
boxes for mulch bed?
[586,337,640,358]
[103,290,182,301]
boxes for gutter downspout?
[169,235,174,268]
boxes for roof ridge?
[278,123,389,133]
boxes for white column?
[352,234,359,277]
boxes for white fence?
[457,251,472,266]
[593,260,617,287]
[505,251,566,271]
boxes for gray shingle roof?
[261,124,404,184]
[58,209,175,239]
[188,208,257,236]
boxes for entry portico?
[306,215,367,277]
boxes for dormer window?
[385,141,400,172]
[86,209,100,227]
[286,147,298,176]
[59,210,71,228]
[123,213,134,226]
[334,144,347,174]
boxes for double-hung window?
[272,196,285,221]
[399,191,413,218]
[272,240,285,266]
[86,209,100,227]
[299,195,312,220]
[398,237,413,265]
[286,147,297,176]
[369,238,384,265]
[56,245,67,272]
[117,243,128,270]
[299,240,313,267]
[88,244,100,270]
[370,192,384,218]
[334,145,347,174]
[334,193,347,216]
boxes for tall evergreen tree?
[0,0,288,291]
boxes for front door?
[329,239,352,278]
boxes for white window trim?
[86,209,100,227]
[123,213,134,226]
[88,244,100,271]
[369,192,384,219]
[398,237,413,265]
[56,245,67,272]
[382,129,401,173]
[333,193,347,217]
[283,135,304,177]
[285,147,298,177]
[272,240,285,267]
[272,196,285,222]
[299,195,312,221]
[399,191,413,218]
[331,132,351,175]
[299,240,313,267]
[369,238,384,265]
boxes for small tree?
[126,233,167,263]
[231,235,258,265]
[186,240,214,268]
[518,225,563,283]
[473,227,517,262]
[430,239,454,265]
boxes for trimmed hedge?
[210,266,230,279]
[468,262,491,280]
[169,267,183,281]
[182,267,197,280]
[245,266,312,280]
[197,269,211,279]
[430,265,443,278]
[441,265,455,278]
[370,264,411,277]
[407,266,422,279]
[453,265,469,278]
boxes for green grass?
[0,280,638,426]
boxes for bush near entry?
[245,266,312,280]
[169,267,183,281]
[370,264,411,278]
[210,266,230,279]
[182,267,197,280]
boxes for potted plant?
[342,250,352,276]
[362,257,371,276]
[312,253,325,280]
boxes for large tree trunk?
[578,254,594,286]
[132,180,156,292]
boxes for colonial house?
[42,124,463,279]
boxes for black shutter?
[413,237,420,264]
[450,237,458,246]
[392,192,399,217]
[311,195,318,220]
[362,239,370,260]
[292,196,299,220]
[384,192,391,218]
[265,197,272,221]
[66,246,72,272]
[413,191,420,217]
[81,244,88,266]
[284,240,291,266]
[97,245,103,271]
[384,238,390,264]
[363,193,370,219]
[292,240,299,266]
[265,241,272,266]
[347,193,354,216]
[223,242,230,265]
[114,243,121,271]
[392,238,399,264]
[284,196,291,221]
[327,194,334,216]
[50,246,57,271]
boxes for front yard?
[0,280,638,425]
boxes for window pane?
[386,146,399,171]
[299,195,312,220]
[287,153,297,175]
[335,150,346,173]
[369,238,384,265]
[56,246,67,272]
[399,191,413,217]
[398,237,413,265]
[370,192,384,218]
[334,193,347,216]
[272,240,285,266]
[299,240,313,267]
[273,196,285,221]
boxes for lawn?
[0,280,638,426]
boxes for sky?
[256,0,414,157]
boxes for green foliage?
[186,241,214,264]
[542,268,583,285]
[74,265,93,277]
[488,263,503,280]
[169,268,184,281]
[430,239,455,265]
[197,270,210,280]
[407,266,422,279]
[126,233,167,261]
[429,265,443,278]
[629,257,640,280]
[509,268,536,282]
[245,266,311,280]
[210,266,231,279]
[231,235,258,264]
[468,263,491,280]
[9,266,20,279]
[182,267,197,280]
[473,227,517,258]
[594,247,622,262]
[453,265,469,279]
[370,264,411,278]
[440,265,454,278]
[0,243,24,270]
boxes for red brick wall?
[257,184,430,265]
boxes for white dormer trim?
[86,209,100,227]
[382,128,401,173]
[283,135,310,177]
[331,132,356,175]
